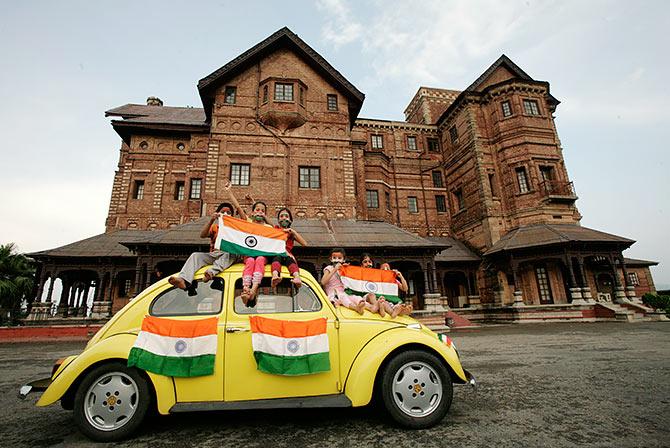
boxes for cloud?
[317,0,549,87]
[317,0,363,47]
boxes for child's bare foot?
[240,286,251,305]
[271,272,281,288]
[378,302,386,317]
[168,276,186,290]
[204,271,213,282]
[355,300,366,314]
[249,283,260,300]
[291,274,302,288]
[391,304,401,318]
[403,304,413,314]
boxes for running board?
[170,394,352,413]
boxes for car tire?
[381,349,453,429]
[73,361,151,442]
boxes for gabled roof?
[436,54,559,125]
[464,54,534,92]
[197,27,365,124]
[428,237,481,263]
[484,223,635,256]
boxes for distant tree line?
[0,243,34,326]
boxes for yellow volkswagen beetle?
[20,265,475,441]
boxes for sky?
[1,0,668,289]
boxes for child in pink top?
[240,201,273,306]
[321,248,380,315]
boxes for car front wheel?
[73,362,151,441]
[381,350,453,428]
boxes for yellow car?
[19,265,475,441]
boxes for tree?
[0,243,35,325]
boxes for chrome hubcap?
[392,361,442,417]
[84,372,138,431]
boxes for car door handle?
[226,327,250,333]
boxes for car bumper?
[18,377,52,400]
[463,369,477,388]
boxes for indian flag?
[127,316,218,377]
[215,215,287,257]
[250,316,330,376]
[340,265,401,304]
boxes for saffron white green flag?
[128,316,218,377]
[215,215,288,257]
[339,265,401,304]
[250,316,330,376]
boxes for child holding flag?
[320,248,367,314]
[271,207,307,288]
[240,201,274,305]
[379,262,413,317]
[168,181,241,293]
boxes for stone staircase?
[596,302,668,322]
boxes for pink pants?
[271,259,299,276]
[329,289,364,307]
[243,256,267,287]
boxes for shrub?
[642,293,670,315]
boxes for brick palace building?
[28,27,659,322]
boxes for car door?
[223,272,341,402]
[148,277,226,403]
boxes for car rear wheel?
[73,362,150,441]
[381,350,453,428]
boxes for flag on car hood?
[339,265,400,304]
[215,215,288,257]
[250,316,330,376]
[128,316,218,377]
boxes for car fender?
[343,327,467,407]
[36,333,176,415]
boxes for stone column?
[466,270,481,307]
[90,272,112,319]
[566,256,586,305]
[27,271,51,321]
[107,270,116,317]
[59,280,71,317]
[576,257,594,303]
[46,274,56,302]
[610,256,628,304]
[619,255,640,303]
[133,259,143,299]
[511,261,524,307]
[430,262,439,294]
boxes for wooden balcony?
[539,180,577,203]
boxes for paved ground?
[2,321,669,447]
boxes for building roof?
[120,217,445,250]
[29,230,154,258]
[621,257,659,267]
[484,223,635,256]
[436,54,559,126]
[464,54,534,92]
[30,218,445,260]
[428,237,481,263]
[105,104,206,126]
[197,27,365,125]
[105,104,209,144]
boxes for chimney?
[146,96,163,106]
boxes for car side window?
[150,281,224,316]
[233,277,322,315]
